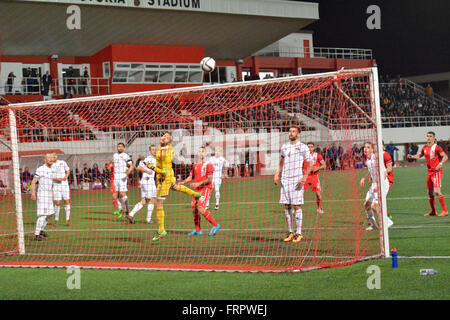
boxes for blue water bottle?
[391,248,398,268]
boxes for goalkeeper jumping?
[148,132,201,242]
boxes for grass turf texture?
[0,163,449,299]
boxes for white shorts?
[37,192,54,216]
[53,183,70,201]
[279,179,304,205]
[114,177,128,193]
[212,178,222,191]
[366,178,389,204]
[140,179,156,199]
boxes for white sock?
[130,202,143,218]
[122,196,129,212]
[42,216,49,230]
[117,199,123,211]
[147,204,154,222]
[35,216,47,235]
[215,190,221,206]
[54,205,60,221]
[284,208,293,233]
[295,208,303,235]
[366,210,378,228]
[65,204,71,221]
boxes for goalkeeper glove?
[148,164,168,176]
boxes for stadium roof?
[0,0,319,60]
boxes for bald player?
[149,132,201,242]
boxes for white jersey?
[139,155,156,182]
[52,160,70,186]
[280,141,312,180]
[113,152,132,180]
[209,156,228,180]
[35,165,54,194]
[365,153,379,185]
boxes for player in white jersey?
[107,142,134,217]
[359,142,393,231]
[274,126,314,243]
[127,145,158,224]
[51,153,71,226]
[30,154,55,241]
[207,146,229,210]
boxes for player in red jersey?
[106,160,120,213]
[303,142,326,214]
[178,146,221,236]
[408,131,448,217]
[383,150,394,219]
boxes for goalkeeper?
[149,132,201,242]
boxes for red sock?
[202,210,218,227]
[316,197,322,209]
[428,197,436,213]
[112,199,118,211]
[438,195,447,212]
[193,209,201,232]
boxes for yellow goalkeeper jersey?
[156,144,175,175]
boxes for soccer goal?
[0,67,390,272]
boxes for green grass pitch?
[0,163,449,299]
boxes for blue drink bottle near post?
[391,248,398,268]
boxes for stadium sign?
[17,0,317,19]
[20,0,202,10]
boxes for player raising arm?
[179,146,221,236]
[30,154,55,241]
[151,132,201,242]
[274,126,314,243]
[408,132,448,217]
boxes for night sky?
[289,0,450,77]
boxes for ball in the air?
[200,57,216,73]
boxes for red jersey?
[191,161,215,191]
[383,151,394,184]
[108,160,114,181]
[421,144,445,172]
[302,152,323,176]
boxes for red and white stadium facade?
[0,0,376,103]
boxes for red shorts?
[304,175,321,192]
[426,170,443,190]
[192,187,212,208]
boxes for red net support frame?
[0,68,390,272]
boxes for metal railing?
[330,115,450,130]
[0,77,110,96]
[53,77,110,96]
[1,77,43,95]
[255,47,373,60]
[381,115,450,128]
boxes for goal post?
[370,67,390,258]
[0,68,389,271]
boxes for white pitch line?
[1,224,449,238]
[398,256,450,259]
[11,253,450,260]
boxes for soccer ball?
[200,57,216,73]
